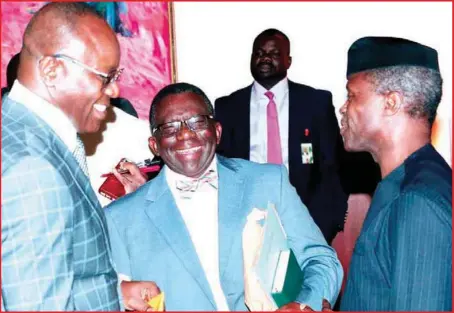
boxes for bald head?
[22,2,115,58]
[18,2,120,89]
[16,2,122,134]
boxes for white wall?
[173,2,452,164]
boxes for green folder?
[271,249,304,307]
[253,203,304,309]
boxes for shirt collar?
[252,77,289,103]
[8,80,78,152]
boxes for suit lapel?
[67,148,104,218]
[40,115,101,211]
[236,85,253,159]
[144,171,216,309]
[217,156,246,279]
[288,81,309,170]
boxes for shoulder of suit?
[220,156,284,178]
[400,156,451,210]
[2,98,27,135]
[381,151,452,227]
[2,97,55,151]
[2,119,48,174]
[104,179,152,218]
[215,85,252,105]
[288,80,332,98]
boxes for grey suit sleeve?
[1,156,75,311]
[276,165,343,310]
[389,192,452,311]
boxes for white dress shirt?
[8,80,77,152]
[165,156,230,311]
[250,77,289,170]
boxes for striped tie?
[73,134,89,177]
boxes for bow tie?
[175,169,218,199]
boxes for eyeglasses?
[53,54,124,88]
[153,114,214,137]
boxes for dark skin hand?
[112,160,147,194]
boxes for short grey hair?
[364,65,442,126]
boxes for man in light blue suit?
[2,2,156,311]
[105,82,343,311]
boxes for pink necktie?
[265,91,283,164]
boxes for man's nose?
[175,122,196,140]
[259,54,272,63]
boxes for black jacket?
[215,81,350,243]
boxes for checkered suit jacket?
[1,96,120,311]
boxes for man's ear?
[38,56,64,86]
[214,121,222,145]
[287,55,292,69]
[148,136,160,156]
[384,91,403,116]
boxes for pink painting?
[1,1,176,120]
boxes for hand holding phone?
[98,158,161,201]
[112,161,147,194]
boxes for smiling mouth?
[175,146,202,155]
[94,103,107,113]
[258,64,272,71]
[91,103,109,122]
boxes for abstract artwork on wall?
[1,1,176,120]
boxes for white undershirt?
[165,156,229,311]
[8,80,77,152]
[250,77,289,170]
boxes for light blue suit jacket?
[1,96,120,311]
[105,156,342,311]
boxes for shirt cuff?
[117,273,131,311]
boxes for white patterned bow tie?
[73,134,89,177]
[175,169,217,199]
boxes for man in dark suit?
[340,36,451,311]
[215,28,348,243]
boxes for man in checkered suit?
[1,2,158,311]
